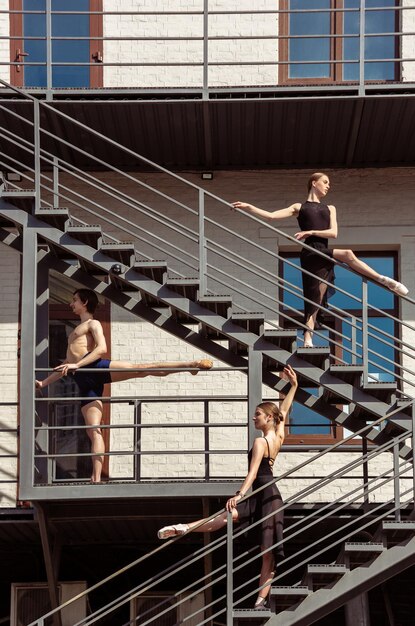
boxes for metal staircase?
[1,80,414,624]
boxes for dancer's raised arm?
[231,200,301,221]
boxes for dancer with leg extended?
[232,172,408,347]
[158,364,298,610]
[35,288,213,483]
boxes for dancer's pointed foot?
[157,523,189,539]
[191,359,213,375]
[303,340,314,348]
[379,276,408,296]
[254,596,269,610]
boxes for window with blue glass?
[280,252,399,440]
[279,0,398,83]
[10,0,103,89]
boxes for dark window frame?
[10,0,103,88]
[278,250,400,445]
[278,0,400,85]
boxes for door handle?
[15,49,29,72]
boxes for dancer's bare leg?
[82,400,105,483]
[304,282,328,347]
[255,554,275,607]
[333,249,381,281]
[158,508,239,539]
[333,249,408,296]
[109,358,213,383]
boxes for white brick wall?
[1,2,414,88]
[0,244,19,507]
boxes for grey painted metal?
[413,401,415,502]
[35,254,51,484]
[45,0,52,100]
[358,0,366,97]
[33,100,41,212]
[226,511,233,626]
[361,278,369,386]
[267,535,415,626]
[248,348,263,450]
[203,0,209,100]
[35,503,62,626]
[19,227,38,493]
[52,157,59,207]
[199,188,207,295]
[393,441,401,522]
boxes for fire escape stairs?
[233,520,415,625]
[0,192,413,462]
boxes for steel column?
[226,510,233,626]
[35,503,62,626]
[198,188,207,295]
[35,252,51,484]
[19,227,38,498]
[53,157,59,207]
[393,439,401,521]
[248,347,262,449]
[33,101,41,212]
[202,0,209,99]
[361,278,369,386]
[46,0,53,100]
[359,0,366,96]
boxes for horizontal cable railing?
[26,404,415,626]
[1,4,415,97]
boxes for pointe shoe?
[157,523,189,539]
[253,596,270,610]
[191,359,213,375]
[303,340,314,348]
[379,276,408,296]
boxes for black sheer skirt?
[237,476,284,559]
[300,239,335,330]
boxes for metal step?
[100,242,135,267]
[66,224,102,249]
[197,294,232,317]
[229,312,265,355]
[36,208,69,230]
[263,329,298,352]
[271,586,311,611]
[362,382,397,403]
[1,189,36,213]
[233,607,271,622]
[342,542,385,568]
[133,259,167,283]
[165,277,199,301]
[382,520,415,546]
[329,364,364,385]
[303,563,348,590]
[296,346,331,368]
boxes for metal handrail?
[27,404,414,625]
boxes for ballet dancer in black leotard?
[157,365,298,610]
[232,172,408,347]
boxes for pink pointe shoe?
[379,276,408,297]
[157,523,189,540]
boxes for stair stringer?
[265,535,415,626]
[0,205,412,458]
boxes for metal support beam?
[345,592,370,626]
[35,503,62,626]
[35,254,51,484]
[248,348,262,450]
[19,226,38,498]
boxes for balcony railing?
[0,2,415,99]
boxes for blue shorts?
[73,358,112,407]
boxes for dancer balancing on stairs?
[231,172,408,348]
[158,364,298,611]
[35,288,213,483]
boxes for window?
[10,0,103,88]
[279,252,399,442]
[279,0,398,84]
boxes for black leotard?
[237,438,284,558]
[297,201,335,329]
